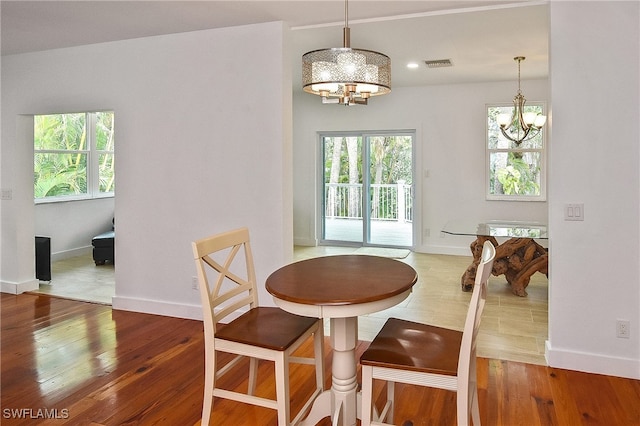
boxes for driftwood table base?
[461,236,548,296]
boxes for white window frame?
[34,111,114,203]
[486,102,546,202]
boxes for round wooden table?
[266,255,418,426]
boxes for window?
[34,111,114,201]
[486,103,545,201]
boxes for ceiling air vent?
[424,59,453,68]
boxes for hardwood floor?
[2,293,639,425]
[39,245,549,366]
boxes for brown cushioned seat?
[360,317,462,376]
[217,307,321,351]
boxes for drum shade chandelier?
[302,0,391,105]
[497,56,547,144]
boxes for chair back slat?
[210,283,253,310]
[458,240,496,377]
[194,227,250,256]
[213,296,255,324]
[202,246,246,296]
[192,227,259,334]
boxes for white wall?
[292,0,640,381]
[35,198,115,261]
[1,22,293,317]
[293,79,549,255]
[545,1,639,379]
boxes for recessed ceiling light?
[407,62,420,69]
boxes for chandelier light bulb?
[357,83,379,94]
[497,113,512,127]
[523,112,538,126]
[534,115,547,127]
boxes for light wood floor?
[294,246,549,365]
[35,251,114,304]
[2,293,639,426]
[35,245,549,365]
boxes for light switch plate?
[564,203,584,221]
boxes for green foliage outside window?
[323,134,413,220]
[95,112,115,193]
[495,153,540,195]
[487,104,545,200]
[34,112,114,200]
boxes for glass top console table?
[442,221,548,297]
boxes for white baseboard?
[112,295,203,321]
[545,340,640,380]
[294,240,471,256]
[52,246,92,262]
[1,278,39,294]
[416,243,471,256]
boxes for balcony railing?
[324,181,412,222]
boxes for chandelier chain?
[516,56,524,95]
[518,59,521,94]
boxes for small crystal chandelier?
[497,56,546,144]
[302,0,391,106]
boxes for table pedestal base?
[462,236,548,296]
[298,317,360,426]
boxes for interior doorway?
[31,111,116,305]
[320,131,414,248]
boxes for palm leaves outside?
[34,112,114,198]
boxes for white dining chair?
[192,227,324,425]
[360,240,496,426]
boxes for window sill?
[35,194,114,205]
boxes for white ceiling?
[0,0,549,89]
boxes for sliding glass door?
[320,131,414,248]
